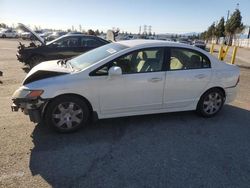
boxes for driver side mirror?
[108,66,122,76]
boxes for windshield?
[69,43,128,70]
[46,34,70,45]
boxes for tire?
[44,95,90,133]
[196,88,225,117]
[28,55,44,68]
[2,34,6,38]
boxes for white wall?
[232,38,250,48]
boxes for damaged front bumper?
[16,41,30,63]
[11,97,48,123]
[16,51,24,62]
[11,72,51,124]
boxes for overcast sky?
[0,0,249,34]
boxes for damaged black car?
[17,23,109,68]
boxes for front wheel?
[45,96,90,133]
[197,89,225,117]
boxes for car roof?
[46,33,109,45]
[64,33,98,37]
[116,39,193,48]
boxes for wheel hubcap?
[52,102,83,129]
[203,92,223,115]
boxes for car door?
[90,48,166,115]
[46,36,81,59]
[164,47,211,108]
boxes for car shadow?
[29,105,250,187]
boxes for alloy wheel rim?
[52,102,83,129]
[203,92,223,115]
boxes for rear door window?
[81,37,103,47]
[169,48,210,70]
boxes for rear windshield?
[70,43,128,70]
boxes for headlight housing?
[12,88,44,100]
[25,90,44,99]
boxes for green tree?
[206,22,216,40]
[214,17,225,43]
[200,31,207,40]
[87,29,95,35]
[225,9,244,45]
[0,23,7,28]
[95,29,100,36]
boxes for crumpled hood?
[23,60,73,85]
[28,60,72,76]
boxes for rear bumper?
[225,86,238,104]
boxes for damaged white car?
[12,40,240,132]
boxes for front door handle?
[149,77,162,82]
[195,74,207,79]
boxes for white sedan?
[11,40,240,132]
[0,29,18,38]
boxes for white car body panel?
[94,71,166,114]
[164,68,211,108]
[13,40,240,120]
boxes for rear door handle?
[195,74,207,79]
[149,77,162,82]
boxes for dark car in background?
[177,38,192,45]
[17,24,109,68]
[193,40,206,50]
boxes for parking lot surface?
[0,39,250,188]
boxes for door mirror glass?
[108,66,122,76]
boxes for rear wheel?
[197,88,225,117]
[45,96,90,133]
[2,34,6,38]
[29,55,44,68]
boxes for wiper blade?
[57,58,77,71]
[57,59,69,66]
